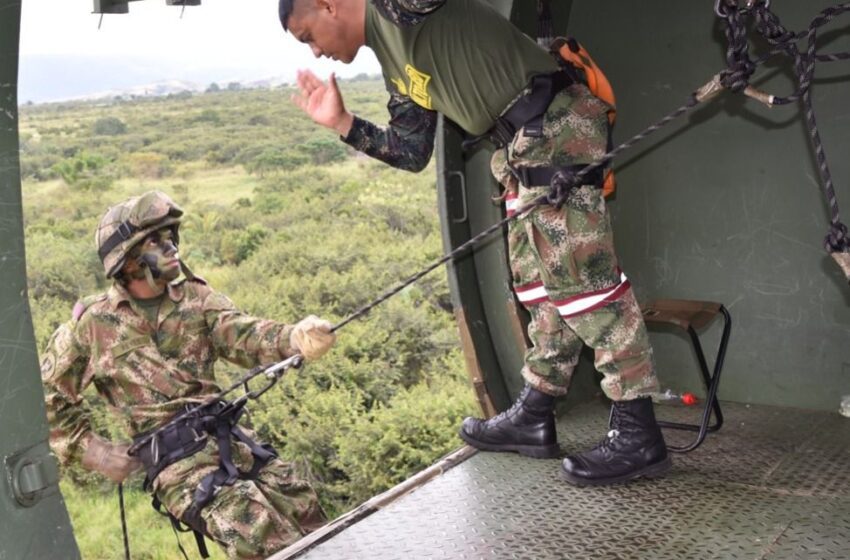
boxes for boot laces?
[598,404,624,450]
[486,387,529,424]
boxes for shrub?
[92,116,127,136]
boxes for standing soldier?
[280,0,671,486]
[41,191,335,559]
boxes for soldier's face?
[137,229,180,282]
[288,0,364,64]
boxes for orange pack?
[553,38,617,197]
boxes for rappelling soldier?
[40,190,335,559]
[280,0,671,486]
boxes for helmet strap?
[179,259,196,281]
[143,265,164,295]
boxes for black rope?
[716,1,850,252]
[119,483,131,560]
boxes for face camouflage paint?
[137,228,181,282]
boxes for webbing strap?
[517,164,604,188]
[493,69,578,146]
[139,402,277,559]
[98,221,139,262]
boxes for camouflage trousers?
[491,84,659,401]
[152,434,326,559]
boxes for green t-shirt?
[365,0,559,136]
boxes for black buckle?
[490,118,517,147]
[116,221,135,241]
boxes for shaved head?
[279,0,313,31]
[281,0,367,64]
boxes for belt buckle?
[191,427,207,443]
[490,119,516,147]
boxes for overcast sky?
[19,0,382,101]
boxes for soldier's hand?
[81,435,142,484]
[291,70,354,136]
[290,315,336,361]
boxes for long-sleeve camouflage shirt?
[41,278,297,466]
[341,0,444,172]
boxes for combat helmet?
[96,190,184,279]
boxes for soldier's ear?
[317,0,336,18]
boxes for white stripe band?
[515,283,548,303]
[554,272,629,317]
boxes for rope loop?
[825,222,850,253]
[718,6,757,92]
[546,168,582,209]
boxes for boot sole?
[559,456,673,487]
[459,430,560,459]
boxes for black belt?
[518,164,605,188]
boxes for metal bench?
[641,299,732,453]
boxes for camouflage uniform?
[342,0,658,401]
[492,85,658,399]
[41,279,325,559]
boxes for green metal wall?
[571,0,850,410]
[0,1,80,557]
[439,0,850,412]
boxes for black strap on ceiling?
[537,0,555,45]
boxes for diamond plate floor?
[294,401,850,560]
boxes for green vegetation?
[20,79,476,558]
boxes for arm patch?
[71,294,106,322]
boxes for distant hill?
[18,54,379,104]
[18,54,283,103]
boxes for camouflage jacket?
[341,0,444,171]
[41,278,297,466]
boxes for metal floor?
[292,400,850,560]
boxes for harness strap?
[152,494,204,560]
[516,164,605,188]
[491,69,579,147]
[134,401,278,559]
[98,221,140,262]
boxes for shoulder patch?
[72,294,106,322]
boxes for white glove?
[290,315,336,361]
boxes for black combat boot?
[560,397,671,486]
[459,385,560,458]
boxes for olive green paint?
[438,0,850,412]
[0,1,80,557]
[568,0,850,411]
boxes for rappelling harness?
[117,1,850,558]
[464,35,617,200]
[124,355,303,559]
